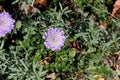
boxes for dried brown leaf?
[34,0,47,8]
[111,0,120,18]
[99,21,107,30]
[104,51,120,72]
[45,73,56,80]
[40,56,51,65]
[98,77,105,80]
[80,49,86,54]
[69,41,80,49]
[68,41,87,54]
[93,75,105,80]
[24,5,31,13]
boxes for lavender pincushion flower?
[0,11,15,37]
[43,28,66,51]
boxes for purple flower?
[0,11,15,37]
[43,28,66,51]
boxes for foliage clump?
[0,0,120,80]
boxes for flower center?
[0,19,5,27]
[51,36,56,41]
[47,34,60,47]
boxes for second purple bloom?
[43,28,66,51]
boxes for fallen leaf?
[93,75,105,80]
[24,5,31,13]
[80,49,86,54]
[111,0,120,18]
[113,75,120,80]
[76,71,84,80]
[69,41,80,50]
[34,0,47,8]
[40,56,50,65]
[66,18,74,26]
[45,73,56,80]
[68,41,86,54]
[99,21,107,30]
[98,77,105,80]
[104,51,120,72]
